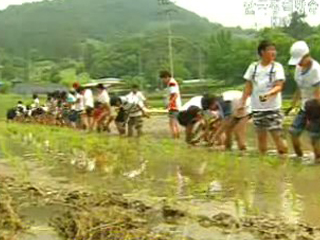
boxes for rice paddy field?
[1,93,320,240]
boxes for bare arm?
[168,93,178,109]
[240,81,253,107]
[265,80,284,98]
[314,86,320,100]
[291,89,301,109]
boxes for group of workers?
[163,40,320,162]
[7,83,148,137]
[7,39,320,162]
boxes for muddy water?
[2,116,320,239]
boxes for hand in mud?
[143,113,150,118]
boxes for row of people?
[7,84,149,137]
[161,40,320,162]
[7,39,320,161]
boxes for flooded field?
[1,116,320,240]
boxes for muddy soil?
[1,173,320,240]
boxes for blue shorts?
[289,110,307,136]
[218,100,232,119]
[290,110,320,139]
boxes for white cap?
[288,41,310,65]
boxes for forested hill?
[0,0,222,58]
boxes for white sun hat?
[288,41,310,65]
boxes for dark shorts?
[289,110,320,139]
[252,110,283,131]
[308,122,320,139]
[289,110,307,136]
[85,107,94,117]
[177,107,202,127]
[169,110,179,119]
[68,110,80,123]
[115,108,128,123]
[220,100,232,118]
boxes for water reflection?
[6,129,320,229]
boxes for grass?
[2,110,320,231]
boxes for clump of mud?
[198,212,320,240]
[52,191,169,240]
[0,178,24,240]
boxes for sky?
[0,0,319,29]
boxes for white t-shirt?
[222,90,251,117]
[167,78,182,111]
[83,89,94,108]
[17,104,26,112]
[75,93,84,111]
[34,98,40,108]
[120,96,144,117]
[244,61,285,111]
[181,96,203,111]
[67,93,76,103]
[295,59,320,110]
[126,91,146,106]
[96,90,110,104]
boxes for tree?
[283,12,314,40]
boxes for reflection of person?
[287,41,320,161]
[240,40,287,156]
[160,70,182,139]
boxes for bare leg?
[311,138,320,163]
[257,130,268,155]
[105,116,115,132]
[270,130,288,155]
[136,117,143,137]
[291,135,303,157]
[234,117,249,151]
[224,127,233,150]
[185,124,194,143]
[170,118,180,139]
[82,115,89,130]
[116,121,126,135]
[128,117,134,137]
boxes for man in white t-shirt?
[160,70,182,139]
[287,41,320,161]
[126,84,147,107]
[110,96,149,137]
[240,40,288,155]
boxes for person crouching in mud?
[219,90,252,151]
[177,95,221,145]
[110,96,149,137]
[178,91,252,151]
